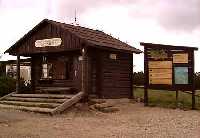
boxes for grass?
[134,87,200,110]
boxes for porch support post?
[31,56,35,92]
[16,55,20,93]
[130,54,134,99]
[82,47,89,101]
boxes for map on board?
[174,67,188,84]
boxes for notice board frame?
[141,42,198,109]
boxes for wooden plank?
[51,91,84,115]
[0,101,60,108]
[5,97,66,103]
[149,78,172,85]
[0,104,53,113]
[173,53,188,63]
[149,69,172,79]
[11,94,73,99]
[148,61,172,68]
[149,73,172,79]
[149,69,172,73]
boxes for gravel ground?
[0,99,200,138]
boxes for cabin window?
[109,54,117,60]
[41,63,53,79]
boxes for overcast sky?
[0,0,200,72]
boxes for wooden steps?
[0,104,53,113]
[0,92,84,114]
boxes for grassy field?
[134,87,200,110]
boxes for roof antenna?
[72,9,79,26]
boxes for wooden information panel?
[149,78,172,85]
[173,53,188,63]
[149,70,172,78]
[148,61,172,85]
[148,61,172,68]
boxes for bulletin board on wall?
[140,42,198,109]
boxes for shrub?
[133,71,144,86]
[0,76,32,96]
[0,76,16,97]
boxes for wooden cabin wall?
[14,23,82,55]
[87,48,132,98]
[99,50,132,98]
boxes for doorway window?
[41,63,53,79]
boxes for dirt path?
[0,100,200,138]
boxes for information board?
[141,42,197,108]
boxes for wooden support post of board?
[144,87,148,106]
[144,47,148,106]
[176,90,178,107]
[192,51,196,110]
[192,90,195,109]
[16,55,20,93]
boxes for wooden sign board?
[173,53,188,63]
[148,61,172,69]
[149,71,172,79]
[149,78,172,85]
[35,38,62,47]
[149,68,172,84]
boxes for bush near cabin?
[0,76,16,97]
[0,75,31,97]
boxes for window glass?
[174,67,188,84]
[41,63,52,79]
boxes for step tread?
[0,100,60,108]
[4,97,67,103]
[0,104,53,113]
[36,87,72,91]
[11,94,74,99]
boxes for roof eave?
[140,42,198,51]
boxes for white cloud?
[0,0,199,71]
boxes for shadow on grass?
[134,88,200,110]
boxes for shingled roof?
[5,19,142,54]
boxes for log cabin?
[0,19,142,114]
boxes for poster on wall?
[173,53,188,63]
[174,67,188,84]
